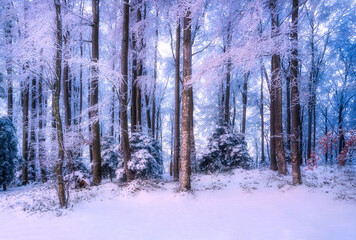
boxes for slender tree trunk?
[152,6,158,139]
[307,28,315,161]
[241,72,250,139]
[174,20,181,181]
[189,88,197,173]
[38,71,47,182]
[5,9,13,121]
[90,0,101,185]
[111,86,115,137]
[180,9,192,191]
[131,8,137,133]
[29,76,37,181]
[54,0,66,208]
[291,0,301,184]
[260,65,265,163]
[21,80,29,185]
[286,74,291,154]
[224,22,232,125]
[270,0,286,175]
[121,0,133,181]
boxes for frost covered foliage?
[101,137,120,180]
[199,126,253,173]
[0,117,20,190]
[116,132,163,181]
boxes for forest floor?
[0,165,356,240]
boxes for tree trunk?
[224,22,232,126]
[90,0,101,185]
[121,0,133,181]
[286,74,291,155]
[131,7,137,133]
[291,0,301,185]
[241,72,250,139]
[38,71,47,182]
[180,9,192,191]
[5,7,13,121]
[54,0,66,208]
[29,76,37,181]
[173,20,181,181]
[260,65,265,163]
[270,0,286,175]
[152,6,158,139]
[21,80,29,185]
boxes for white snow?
[1,166,356,240]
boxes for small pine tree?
[101,136,121,181]
[116,132,163,181]
[0,117,20,190]
[199,125,253,173]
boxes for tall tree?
[90,0,102,185]
[224,21,232,125]
[5,2,13,121]
[241,72,250,139]
[291,0,301,184]
[180,6,192,191]
[54,0,66,207]
[270,0,286,175]
[173,19,181,181]
[120,0,133,181]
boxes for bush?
[116,132,163,181]
[101,136,120,180]
[199,125,253,173]
[0,117,20,190]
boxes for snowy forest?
[0,0,355,239]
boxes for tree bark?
[260,64,265,163]
[54,0,66,207]
[121,0,133,181]
[29,76,37,181]
[21,80,29,185]
[270,0,286,175]
[241,72,250,139]
[152,6,158,138]
[180,8,192,191]
[291,0,301,184]
[174,20,181,181]
[224,22,232,125]
[90,0,101,185]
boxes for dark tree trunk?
[180,8,192,191]
[29,76,37,181]
[5,8,13,121]
[121,0,133,181]
[173,20,181,181]
[131,8,137,133]
[291,0,301,184]
[224,22,232,126]
[260,64,265,163]
[241,72,250,139]
[21,80,29,185]
[90,0,101,185]
[270,0,286,175]
[38,72,47,182]
[152,6,158,139]
[54,0,66,208]
[286,74,291,154]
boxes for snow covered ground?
[1,166,356,240]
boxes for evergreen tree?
[116,132,163,181]
[0,117,20,191]
[199,126,253,173]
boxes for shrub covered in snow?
[101,136,120,180]
[199,125,253,173]
[0,117,21,190]
[116,132,163,181]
